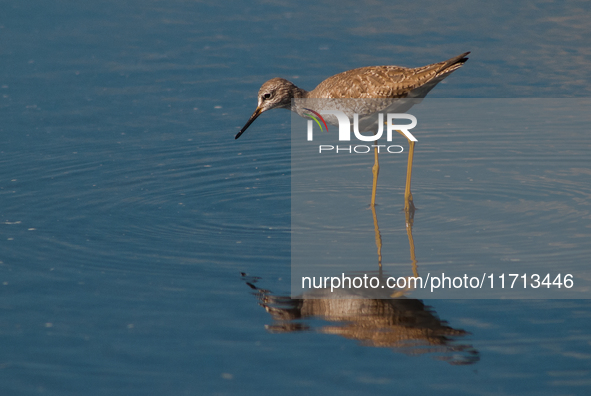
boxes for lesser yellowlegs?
[236,52,470,211]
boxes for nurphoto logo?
[303,110,418,154]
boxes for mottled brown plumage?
[236,52,469,139]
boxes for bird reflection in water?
[242,163,479,365]
[243,272,479,365]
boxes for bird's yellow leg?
[404,140,415,213]
[371,141,379,207]
[371,143,383,268]
[403,136,418,279]
[371,202,383,269]
[395,130,416,213]
[391,133,419,298]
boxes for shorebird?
[235,52,470,212]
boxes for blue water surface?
[1,1,590,395]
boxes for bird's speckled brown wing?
[309,52,469,99]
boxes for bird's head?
[235,78,300,139]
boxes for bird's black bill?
[235,107,262,139]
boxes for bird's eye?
[263,93,271,100]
